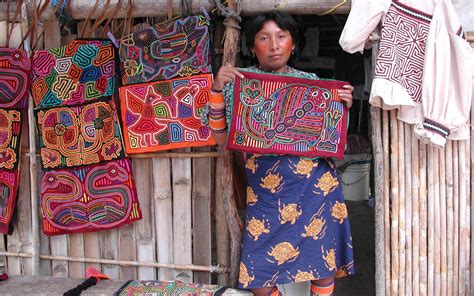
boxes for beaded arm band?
[208,90,226,131]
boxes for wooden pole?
[131,151,219,159]
[217,0,243,286]
[370,105,385,296]
[404,124,413,295]
[458,141,470,295]
[411,125,420,296]
[453,141,459,295]
[0,252,228,272]
[419,142,428,295]
[22,1,40,277]
[427,146,435,295]
[446,141,454,295]
[57,0,351,20]
[389,110,399,295]
[433,148,441,295]
[398,120,406,296]
[439,145,447,296]
[382,109,391,296]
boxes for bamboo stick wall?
[371,38,474,296]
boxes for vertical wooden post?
[404,124,413,295]
[389,110,399,295]
[217,0,243,287]
[411,126,420,296]
[192,147,212,284]
[398,120,406,296]
[382,109,391,296]
[369,27,386,296]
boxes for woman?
[205,11,355,296]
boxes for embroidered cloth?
[0,48,31,109]
[114,280,227,296]
[35,97,124,170]
[227,70,348,159]
[119,74,215,153]
[119,15,212,85]
[0,109,21,233]
[41,158,142,235]
[31,39,116,108]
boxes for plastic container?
[340,160,371,201]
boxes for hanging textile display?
[40,158,142,235]
[114,280,227,296]
[227,70,349,159]
[339,0,472,147]
[0,48,31,109]
[31,39,116,109]
[119,15,212,85]
[0,109,21,233]
[35,98,124,170]
[31,38,143,235]
[119,73,215,153]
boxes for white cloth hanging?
[339,0,473,147]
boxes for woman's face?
[251,20,295,73]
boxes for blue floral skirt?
[238,155,355,289]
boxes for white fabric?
[340,0,473,147]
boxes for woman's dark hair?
[244,10,299,65]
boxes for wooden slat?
[192,147,212,284]
[152,158,174,280]
[172,149,193,282]
[439,146,447,295]
[411,127,420,296]
[453,141,459,295]
[459,141,470,295]
[99,229,119,279]
[419,143,428,296]
[433,148,440,295]
[398,120,406,296]
[389,110,399,295]
[404,124,413,295]
[446,141,454,295]
[370,105,385,296]
[133,159,156,280]
[67,0,351,19]
[427,146,435,295]
[118,223,137,279]
[382,110,390,296]
[68,234,85,278]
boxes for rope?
[211,0,242,30]
[317,0,347,16]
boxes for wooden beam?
[0,0,351,21]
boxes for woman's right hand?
[213,64,244,91]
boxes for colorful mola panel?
[31,39,116,108]
[119,15,212,85]
[0,109,21,171]
[119,74,215,153]
[0,48,31,109]
[0,170,19,234]
[35,98,124,170]
[227,71,349,159]
[114,280,227,296]
[0,109,22,234]
[41,158,142,235]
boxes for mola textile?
[114,280,227,296]
[0,48,31,109]
[0,109,21,233]
[40,158,142,235]
[227,70,348,159]
[119,15,212,85]
[119,74,215,154]
[31,39,116,108]
[35,97,125,170]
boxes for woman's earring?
[291,50,295,56]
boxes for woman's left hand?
[338,85,354,109]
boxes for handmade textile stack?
[118,15,215,154]
[0,48,30,234]
[31,39,142,235]
[339,0,473,147]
